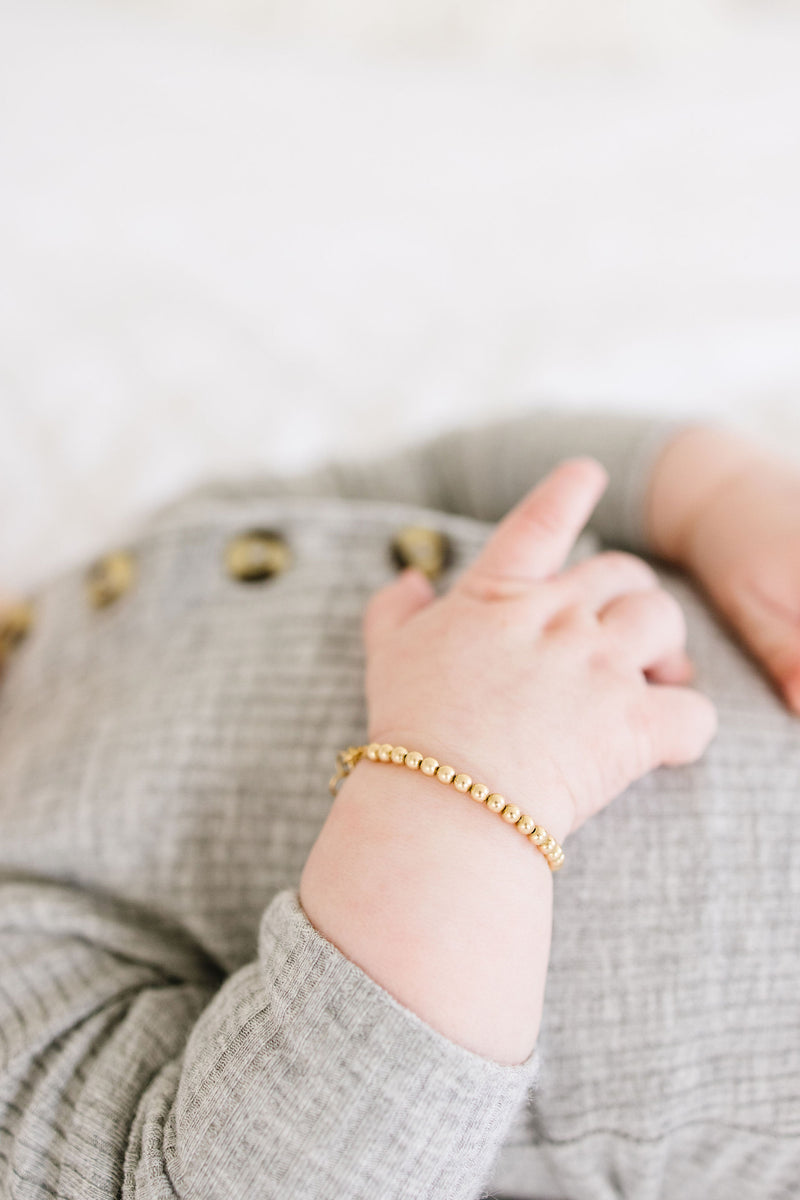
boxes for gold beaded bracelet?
[329,741,565,872]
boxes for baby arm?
[301,458,717,1065]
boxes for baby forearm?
[299,756,561,1067]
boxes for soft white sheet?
[1,0,799,592]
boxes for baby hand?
[677,446,800,716]
[646,424,800,716]
[363,458,717,841]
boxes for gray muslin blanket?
[0,408,798,1199]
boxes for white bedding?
[1,0,799,592]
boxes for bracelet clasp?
[328,744,367,796]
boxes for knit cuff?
[174,886,540,1199]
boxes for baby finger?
[557,550,660,614]
[643,683,719,767]
[599,587,688,673]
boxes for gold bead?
[336,740,566,871]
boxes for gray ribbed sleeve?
[190,405,699,556]
[172,891,537,1198]
[0,880,538,1200]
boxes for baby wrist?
[331,735,569,870]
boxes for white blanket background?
[1,0,799,592]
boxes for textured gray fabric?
[0,406,798,1199]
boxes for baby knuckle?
[596,550,659,588]
[547,600,596,637]
[648,588,687,638]
[458,571,530,604]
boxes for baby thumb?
[362,567,436,653]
